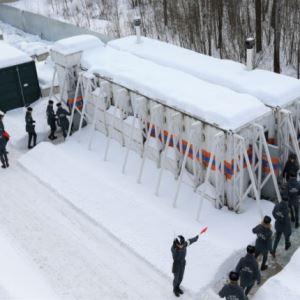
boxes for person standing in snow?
[235,245,261,297]
[252,216,272,271]
[287,170,300,228]
[171,234,199,297]
[25,107,37,149]
[271,196,292,256]
[282,153,298,182]
[46,100,57,140]
[0,111,4,132]
[219,271,246,300]
[0,129,9,168]
[56,102,71,139]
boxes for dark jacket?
[288,177,300,206]
[283,160,298,181]
[0,119,4,132]
[25,112,36,133]
[0,131,6,153]
[46,105,56,127]
[56,107,70,129]
[252,224,272,254]
[272,201,291,235]
[171,236,198,273]
[219,283,246,300]
[236,254,261,288]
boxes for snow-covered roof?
[0,41,32,69]
[81,45,270,131]
[109,36,300,107]
[51,35,104,55]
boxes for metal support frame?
[251,124,281,202]
[122,96,147,174]
[173,121,202,208]
[137,104,163,184]
[232,134,262,216]
[197,131,225,215]
[277,109,300,169]
[155,112,181,196]
[68,72,96,138]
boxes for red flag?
[200,226,208,235]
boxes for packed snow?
[67,41,270,131]
[109,36,300,107]
[253,247,300,300]
[51,35,103,55]
[0,228,59,299]
[0,40,32,68]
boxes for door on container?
[17,61,41,106]
[0,66,24,112]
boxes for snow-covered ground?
[253,250,300,300]
[1,17,300,300]
[1,98,278,299]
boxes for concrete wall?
[0,4,112,42]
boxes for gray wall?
[0,4,112,42]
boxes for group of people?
[0,100,72,169]
[25,100,71,149]
[172,154,300,299]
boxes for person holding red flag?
[171,227,207,297]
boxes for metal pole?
[173,128,194,208]
[137,122,152,183]
[67,73,81,137]
[122,116,136,173]
[104,105,117,161]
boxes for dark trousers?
[0,150,8,166]
[49,124,57,139]
[290,203,299,223]
[173,265,185,290]
[241,283,254,296]
[255,250,268,268]
[28,131,37,148]
[273,231,290,253]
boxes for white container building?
[50,35,280,215]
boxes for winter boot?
[173,288,180,297]
[178,287,184,295]
[261,265,268,271]
[270,250,276,258]
[296,222,299,229]
[285,241,291,250]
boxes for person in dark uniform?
[271,196,292,256]
[46,100,57,140]
[219,271,246,300]
[56,102,71,139]
[235,245,261,297]
[0,129,9,168]
[282,153,298,182]
[252,216,272,271]
[25,107,37,149]
[288,170,300,228]
[0,111,4,132]
[171,234,199,297]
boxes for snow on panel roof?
[0,41,32,69]
[109,36,300,107]
[81,46,270,131]
[51,35,104,55]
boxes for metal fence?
[0,4,112,42]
